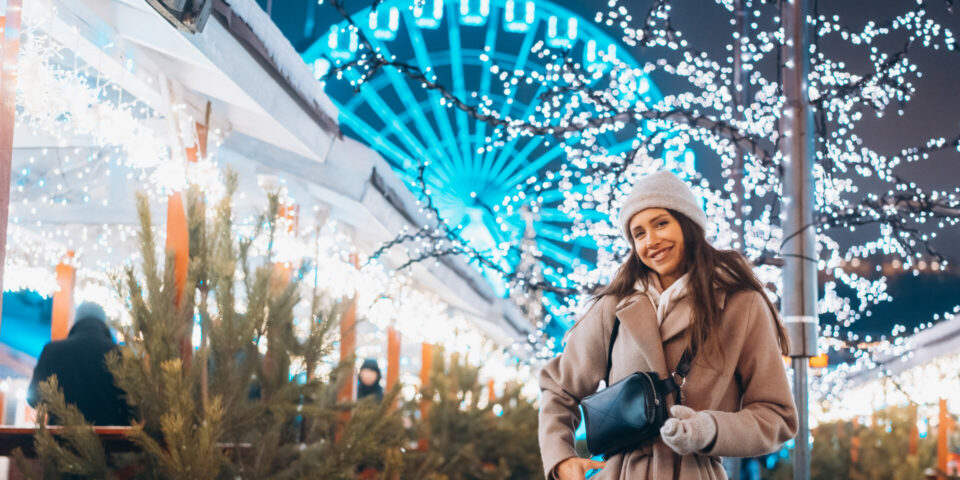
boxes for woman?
[538,170,798,479]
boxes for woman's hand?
[554,457,606,480]
[659,405,718,455]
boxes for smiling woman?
[628,209,686,290]
[538,170,798,479]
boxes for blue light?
[369,6,400,41]
[327,26,358,60]
[312,58,330,79]
[585,40,616,72]
[683,150,696,170]
[503,0,534,33]
[547,16,577,48]
[460,0,489,26]
[414,0,443,29]
[638,77,650,94]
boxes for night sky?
[261,0,960,344]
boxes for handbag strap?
[603,317,696,386]
[603,318,621,385]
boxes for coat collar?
[613,288,728,377]
[615,294,669,378]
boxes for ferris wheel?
[301,0,687,321]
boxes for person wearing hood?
[357,358,383,402]
[27,302,132,425]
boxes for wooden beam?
[909,403,919,456]
[167,191,191,367]
[418,342,433,451]
[337,253,359,404]
[0,0,22,329]
[938,398,949,480]
[335,253,359,443]
[51,252,76,341]
[386,326,400,391]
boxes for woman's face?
[628,208,687,288]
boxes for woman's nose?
[646,229,660,246]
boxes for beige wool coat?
[538,289,798,480]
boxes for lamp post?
[779,0,819,479]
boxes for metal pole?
[779,0,818,479]
[730,0,749,250]
[0,0,23,328]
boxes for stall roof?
[6,0,534,353]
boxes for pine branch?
[31,377,109,478]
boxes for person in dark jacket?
[356,358,383,402]
[27,302,132,425]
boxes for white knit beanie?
[618,170,707,242]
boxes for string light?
[317,0,960,389]
[3,0,535,389]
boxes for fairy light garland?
[318,0,960,384]
[0,0,539,390]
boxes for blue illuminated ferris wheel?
[301,0,691,312]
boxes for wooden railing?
[0,426,135,457]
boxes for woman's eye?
[657,221,668,227]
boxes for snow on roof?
[223,0,340,125]
[847,313,960,385]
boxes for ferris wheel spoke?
[497,139,568,187]
[444,0,477,187]
[402,11,470,175]
[474,24,542,179]
[330,97,414,170]
[345,70,438,167]
[470,4,501,183]
[352,21,453,169]
[486,83,548,180]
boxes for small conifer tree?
[18,174,405,479]
[400,349,541,480]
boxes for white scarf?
[634,273,691,326]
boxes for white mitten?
[659,405,718,455]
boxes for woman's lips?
[650,246,673,262]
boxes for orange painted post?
[264,202,297,395]
[271,203,298,284]
[278,202,299,235]
[418,342,433,451]
[335,253,359,443]
[386,326,400,391]
[487,378,497,418]
[938,398,949,480]
[909,404,919,456]
[166,191,190,368]
[850,435,860,464]
[0,0,22,327]
[50,252,76,341]
[337,253,360,404]
[166,193,189,306]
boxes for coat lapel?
[615,295,668,378]
[659,301,692,344]
[659,288,728,343]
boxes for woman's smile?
[648,245,674,263]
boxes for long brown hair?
[594,209,790,362]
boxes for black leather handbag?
[580,317,693,459]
